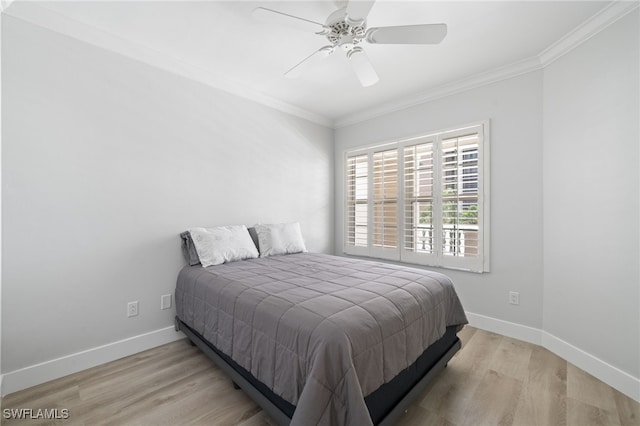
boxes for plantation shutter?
[371,149,400,260]
[441,132,480,261]
[345,154,369,254]
[402,140,437,264]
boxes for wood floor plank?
[511,344,568,426]
[460,369,523,426]
[418,364,484,425]
[79,362,222,425]
[567,362,618,413]
[488,337,535,381]
[2,328,638,426]
[612,388,640,426]
[78,342,202,402]
[235,410,278,426]
[567,396,622,426]
[185,390,262,426]
[1,384,80,417]
[512,386,567,426]
[456,325,477,347]
[526,345,567,396]
[447,328,503,373]
[395,405,453,426]
[134,377,259,426]
[69,339,191,397]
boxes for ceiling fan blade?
[252,7,327,34]
[366,23,447,44]
[285,46,334,79]
[345,0,376,26]
[347,47,379,87]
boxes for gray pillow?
[247,226,260,253]
[180,231,201,266]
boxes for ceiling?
[5,1,620,126]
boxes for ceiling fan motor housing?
[325,8,366,51]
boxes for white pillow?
[188,225,259,267]
[254,222,307,257]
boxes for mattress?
[175,252,467,426]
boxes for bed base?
[175,316,460,426]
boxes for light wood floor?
[2,326,638,426]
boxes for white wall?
[1,14,333,382]
[335,71,545,331]
[542,11,639,379]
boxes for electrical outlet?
[161,294,172,310]
[508,291,520,305]
[127,301,139,317]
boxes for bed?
[175,225,467,426]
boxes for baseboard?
[465,311,543,345]
[1,326,185,397]
[542,331,640,402]
[466,311,640,402]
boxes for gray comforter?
[175,253,467,425]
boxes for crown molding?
[538,0,639,67]
[336,0,639,129]
[335,56,543,128]
[3,1,333,128]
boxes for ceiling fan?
[252,0,447,87]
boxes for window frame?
[343,121,491,273]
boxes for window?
[344,122,490,272]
